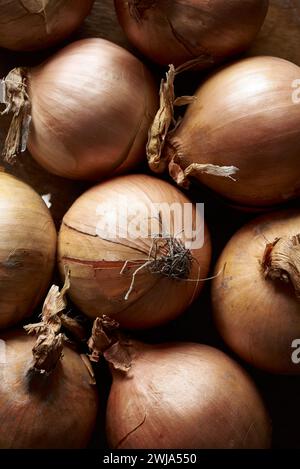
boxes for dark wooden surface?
[1,0,300,449]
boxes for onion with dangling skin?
[114,0,269,68]
[0,0,94,51]
[0,331,98,448]
[212,209,300,374]
[58,174,211,329]
[147,56,300,208]
[87,318,271,449]
[0,172,56,329]
[0,276,98,449]
[2,38,158,180]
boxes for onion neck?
[263,235,300,297]
[1,67,31,163]
[88,316,132,373]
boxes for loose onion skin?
[0,330,98,448]
[106,341,271,449]
[0,172,56,329]
[0,0,94,51]
[114,0,269,68]
[212,209,300,374]
[161,56,300,207]
[3,38,158,180]
[58,174,211,329]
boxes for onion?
[0,172,56,329]
[0,276,98,448]
[0,0,94,51]
[212,209,300,374]
[147,56,300,207]
[0,330,99,448]
[2,38,158,180]
[101,334,271,448]
[58,174,211,329]
[114,0,269,68]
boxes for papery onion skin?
[0,330,98,449]
[0,173,56,329]
[165,56,300,207]
[27,38,158,180]
[58,174,211,329]
[106,341,271,449]
[0,0,94,51]
[114,0,269,68]
[212,209,300,374]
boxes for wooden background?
[1,0,300,449]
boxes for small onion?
[2,38,158,180]
[0,0,94,51]
[106,340,271,449]
[148,56,300,207]
[114,0,269,68]
[58,174,211,329]
[212,209,300,374]
[0,330,98,448]
[0,172,56,329]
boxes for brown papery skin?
[212,209,300,374]
[106,341,271,449]
[114,0,268,67]
[58,174,211,329]
[166,56,300,207]
[0,331,98,448]
[0,173,56,329]
[0,0,94,51]
[28,38,158,180]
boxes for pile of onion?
[148,56,300,207]
[89,318,271,448]
[0,172,56,329]
[58,174,211,329]
[0,0,94,51]
[114,0,269,68]
[2,38,158,180]
[212,209,300,374]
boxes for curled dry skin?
[57,174,211,329]
[212,209,300,374]
[114,0,269,67]
[0,172,57,329]
[0,0,94,51]
[2,38,158,180]
[148,56,300,207]
[0,279,98,449]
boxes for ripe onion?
[104,338,271,448]
[148,56,300,207]
[0,0,94,51]
[2,38,158,180]
[114,0,269,68]
[0,329,98,448]
[58,174,211,329]
[212,209,300,374]
[0,172,56,329]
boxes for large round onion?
[114,0,269,68]
[2,38,158,180]
[0,0,94,51]
[0,172,56,329]
[106,341,271,448]
[212,209,300,374]
[58,174,211,329]
[149,56,300,207]
[0,330,98,448]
